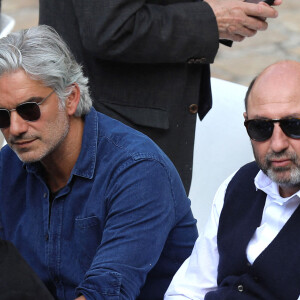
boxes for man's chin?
[267,168,300,186]
[14,149,43,163]
[17,155,40,164]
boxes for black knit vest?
[205,162,300,300]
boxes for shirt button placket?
[43,192,49,240]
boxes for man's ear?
[66,83,80,116]
[243,112,248,121]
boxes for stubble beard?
[254,148,300,188]
[10,111,70,164]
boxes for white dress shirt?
[164,170,300,300]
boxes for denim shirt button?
[45,234,49,241]
[43,192,48,198]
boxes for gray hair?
[0,25,92,116]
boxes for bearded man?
[165,60,300,300]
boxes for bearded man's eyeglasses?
[244,118,300,142]
[0,90,55,129]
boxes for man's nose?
[270,123,289,153]
[8,111,28,136]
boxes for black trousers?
[0,239,54,300]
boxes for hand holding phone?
[206,0,278,41]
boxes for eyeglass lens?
[0,102,41,129]
[245,118,300,141]
[0,90,54,129]
[280,119,300,138]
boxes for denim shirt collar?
[25,107,98,180]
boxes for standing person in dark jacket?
[39,0,281,194]
[165,60,300,300]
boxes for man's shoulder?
[93,110,186,194]
[225,161,260,198]
[96,111,169,163]
[94,110,190,217]
[234,161,260,180]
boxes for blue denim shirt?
[0,108,198,300]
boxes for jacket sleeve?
[71,0,219,63]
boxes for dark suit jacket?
[39,0,220,193]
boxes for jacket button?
[189,104,198,114]
[237,285,244,292]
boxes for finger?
[243,16,269,31]
[221,31,247,42]
[272,0,282,6]
[244,2,279,18]
[230,13,268,33]
[228,24,258,37]
[235,35,246,42]
[230,34,246,42]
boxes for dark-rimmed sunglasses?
[244,118,300,142]
[0,90,55,129]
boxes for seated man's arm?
[164,174,235,299]
[75,158,196,299]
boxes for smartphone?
[244,0,274,5]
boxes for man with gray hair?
[0,25,197,300]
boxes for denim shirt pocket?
[74,216,102,272]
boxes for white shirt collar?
[254,170,300,205]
